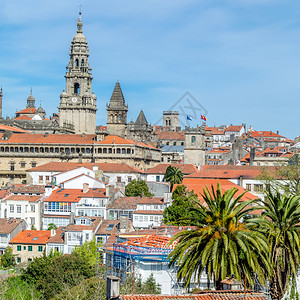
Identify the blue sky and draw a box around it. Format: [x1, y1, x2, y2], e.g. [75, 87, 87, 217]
[0, 0, 299, 139]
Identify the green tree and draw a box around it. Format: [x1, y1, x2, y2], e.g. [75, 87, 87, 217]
[73, 238, 102, 267]
[163, 185, 198, 225]
[125, 180, 153, 197]
[250, 189, 300, 300]
[168, 184, 270, 289]
[0, 247, 16, 269]
[258, 165, 300, 196]
[163, 166, 184, 191]
[47, 223, 58, 231]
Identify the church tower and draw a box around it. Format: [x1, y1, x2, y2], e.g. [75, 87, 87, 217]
[58, 12, 97, 134]
[26, 89, 36, 108]
[106, 82, 128, 137]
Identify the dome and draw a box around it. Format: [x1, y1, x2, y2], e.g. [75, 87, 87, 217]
[27, 92, 35, 101]
[32, 115, 42, 120]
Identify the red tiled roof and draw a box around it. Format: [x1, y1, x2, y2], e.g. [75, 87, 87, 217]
[137, 197, 164, 204]
[0, 133, 96, 145]
[206, 126, 225, 135]
[16, 108, 37, 114]
[96, 219, 120, 235]
[157, 131, 185, 140]
[249, 130, 284, 138]
[46, 227, 65, 244]
[146, 164, 199, 175]
[96, 135, 157, 149]
[15, 115, 32, 120]
[27, 162, 144, 174]
[121, 292, 267, 300]
[45, 189, 81, 203]
[79, 188, 108, 198]
[10, 230, 50, 245]
[107, 197, 141, 210]
[0, 124, 29, 133]
[225, 125, 243, 132]
[65, 217, 102, 232]
[11, 185, 45, 194]
[178, 178, 258, 202]
[3, 195, 43, 202]
[0, 218, 25, 234]
[191, 165, 276, 179]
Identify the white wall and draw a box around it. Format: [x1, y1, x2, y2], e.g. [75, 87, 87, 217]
[54, 167, 95, 186]
[62, 175, 106, 189]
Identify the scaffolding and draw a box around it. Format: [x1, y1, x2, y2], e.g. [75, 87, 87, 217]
[104, 235, 182, 293]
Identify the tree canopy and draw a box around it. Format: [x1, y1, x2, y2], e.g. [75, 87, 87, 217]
[125, 179, 153, 197]
[163, 166, 184, 191]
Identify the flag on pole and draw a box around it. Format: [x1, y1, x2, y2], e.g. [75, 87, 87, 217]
[187, 115, 193, 121]
[201, 115, 207, 121]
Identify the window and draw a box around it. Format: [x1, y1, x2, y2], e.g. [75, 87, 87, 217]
[80, 219, 86, 225]
[30, 205, 35, 212]
[117, 176, 121, 183]
[16, 205, 21, 214]
[23, 246, 26, 250]
[31, 162, 37, 168]
[134, 216, 138, 221]
[30, 217, 35, 225]
[246, 184, 251, 191]
[39, 176, 43, 184]
[191, 136, 196, 143]
[254, 184, 264, 192]
[156, 175, 160, 182]
[20, 162, 26, 168]
[139, 216, 143, 221]
[10, 163, 15, 171]
[28, 246, 32, 251]
[9, 205, 14, 213]
[144, 216, 148, 222]
[17, 257, 21, 263]
[38, 246, 43, 252]
[74, 83, 80, 95]
[86, 233, 89, 240]
[128, 176, 132, 182]
[173, 142, 176, 146]
[151, 263, 162, 272]
[45, 176, 50, 183]
[17, 245, 21, 251]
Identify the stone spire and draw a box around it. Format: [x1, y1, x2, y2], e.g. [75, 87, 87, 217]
[108, 82, 127, 109]
[77, 11, 83, 33]
[135, 110, 148, 125]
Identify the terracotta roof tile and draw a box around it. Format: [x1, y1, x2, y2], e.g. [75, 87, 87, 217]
[0, 218, 25, 234]
[107, 197, 141, 210]
[178, 178, 258, 202]
[157, 131, 185, 140]
[225, 125, 243, 132]
[3, 195, 43, 202]
[15, 115, 32, 120]
[146, 164, 199, 175]
[134, 210, 163, 215]
[45, 189, 81, 203]
[46, 227, 65, 244]
[0, 124, 30, 133]
[16, 108, 37, 114]
[137, 197, 164, 204]
[11, 185, 45, 194]
[9, 230, 51, 245]
[65, 217, 102, 232]
[96, 219, 120, 235]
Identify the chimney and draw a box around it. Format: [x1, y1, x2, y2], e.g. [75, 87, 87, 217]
[106, 185, 115, 203]
[78, 153, 83, 164]
[51, 228, 56, 237]
[119, 215, 128, 234]
[106, 276, 120, 300]
[92, 165, 98, 172]
[249, 147, 256, 166]
[83, 183, 89, 193]
[45, 185, 52, 197]
[115, 182, 125, 195]
[27, 232, 31, 237]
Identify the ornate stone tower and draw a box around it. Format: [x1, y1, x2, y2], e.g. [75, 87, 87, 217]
[106, 82, 128, 137]
[26, 89, 36, 108]
[184, 125, 206, 167]
[59, 12, 97, 134]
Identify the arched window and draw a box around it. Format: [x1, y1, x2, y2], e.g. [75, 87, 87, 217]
[74, 83, 80, 95]
[191, 136, 196, 143]
[75, 59, 79, 67]
[81, 59, 84, 66]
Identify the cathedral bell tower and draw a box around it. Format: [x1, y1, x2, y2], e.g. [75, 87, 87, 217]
[58, 12, 97, 134]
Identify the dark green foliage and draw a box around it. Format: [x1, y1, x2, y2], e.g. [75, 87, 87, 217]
[47, 223, 58, 230]
[22, 252, 95, 299]
[52, 276, 106, 300]
[0, 247, 16, 269]
[163, 185, 198, 225]
[125, 179, 153, 197]
[120, 274, 161, 295]
[250, 189, 300, 300]
[0, 276, 42, 299]
[168, 184, 270, 289]
[163, 165, 184, 190]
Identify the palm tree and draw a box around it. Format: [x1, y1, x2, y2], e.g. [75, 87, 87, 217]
[168, 184, 270, 290]
[163, 166, 184, 191]
[250, 189, 300, 300]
